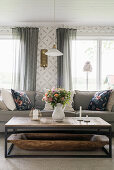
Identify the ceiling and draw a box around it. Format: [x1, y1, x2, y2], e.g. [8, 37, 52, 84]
[0, 0, 114, 25]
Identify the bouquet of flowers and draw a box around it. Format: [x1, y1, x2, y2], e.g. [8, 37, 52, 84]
[42, 88, 71, 108]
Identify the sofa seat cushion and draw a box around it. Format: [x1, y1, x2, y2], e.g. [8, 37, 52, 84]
[41, 110, 76, 117]
[0, 110, 30, 122]
[76, 110, 114, 122]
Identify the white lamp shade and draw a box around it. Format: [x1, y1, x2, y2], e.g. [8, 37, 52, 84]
[83, 61, 92, 72]
[45, 48, 63, 57]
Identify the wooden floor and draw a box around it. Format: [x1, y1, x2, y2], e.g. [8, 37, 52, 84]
[0, 133, 114, 170]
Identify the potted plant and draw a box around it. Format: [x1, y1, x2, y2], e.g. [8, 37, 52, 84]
[42, 88, 71, 121]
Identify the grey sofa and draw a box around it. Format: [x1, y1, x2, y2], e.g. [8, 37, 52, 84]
[0, 90, 114, 133]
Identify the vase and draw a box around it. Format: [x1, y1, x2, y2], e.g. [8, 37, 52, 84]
[52, 103, 65, 121]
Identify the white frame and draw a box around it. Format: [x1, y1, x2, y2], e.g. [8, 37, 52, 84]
[0, 37, 15, 89]
[74, 36, 114, 90]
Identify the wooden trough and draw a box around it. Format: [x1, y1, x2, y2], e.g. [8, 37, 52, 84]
[7, 133, 109, 151]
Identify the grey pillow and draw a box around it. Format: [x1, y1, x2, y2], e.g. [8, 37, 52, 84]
[73, 90, 96, 110]
[25, 91, 36, 107]
[111, 105, 114, 112]
[35, 92, 45, 110]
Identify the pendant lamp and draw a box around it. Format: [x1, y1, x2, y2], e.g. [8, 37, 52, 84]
[45, 0, 63, 57]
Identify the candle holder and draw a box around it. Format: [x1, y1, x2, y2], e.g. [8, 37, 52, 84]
[77, 117, 83, 121]
[31, 109, 42, 121]
[84, 115, 90, 122]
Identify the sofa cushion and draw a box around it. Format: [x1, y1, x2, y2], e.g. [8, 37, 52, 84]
[44, 102, 53, 111]
[0, 97, 8, 110]
[73, 90, 95, 110]
[111, 105, 114, 112]
[35, 92, 45, 110]
[11, 89, 32, 110]
[76, 110, 114, 122]
[41, 110, 76, 117]
[25, 91, 35, 107]
[0, 110, 30, 122]
[65, 91, 75, 111]
[106, 90, 114, 111]
[1, 89, 16, 111]
[88, 90, 111, 111]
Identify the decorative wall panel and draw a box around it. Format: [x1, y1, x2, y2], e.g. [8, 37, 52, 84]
[36, 26, 57, 91]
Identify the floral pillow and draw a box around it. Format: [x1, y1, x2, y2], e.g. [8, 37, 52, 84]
[88, 90, 111, 111]
[11, 89, 32, 110]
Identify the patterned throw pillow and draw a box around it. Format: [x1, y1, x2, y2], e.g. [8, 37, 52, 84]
[11, 89, 32, 110]
[88, 90, 111, 111]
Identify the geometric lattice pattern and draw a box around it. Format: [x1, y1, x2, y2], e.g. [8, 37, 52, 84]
[36, 26, 57, 91]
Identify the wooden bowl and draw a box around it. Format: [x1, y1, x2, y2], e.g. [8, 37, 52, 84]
[7, 133, 109, 151]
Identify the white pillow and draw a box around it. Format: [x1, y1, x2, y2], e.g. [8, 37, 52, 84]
[44, 102, 53, 110]
[0, 97, 8, 110]
[64, 91, 75, 111]
[1, 89, 16, 111]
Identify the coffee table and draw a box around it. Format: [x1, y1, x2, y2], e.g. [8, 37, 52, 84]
[5, 117, 112, 158]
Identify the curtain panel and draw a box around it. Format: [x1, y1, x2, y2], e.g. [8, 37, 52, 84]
[12, 27, 39, 91]
[56, 28, 77, 90]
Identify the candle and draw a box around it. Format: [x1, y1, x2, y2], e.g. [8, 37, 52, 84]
[80, 106, 82, 118]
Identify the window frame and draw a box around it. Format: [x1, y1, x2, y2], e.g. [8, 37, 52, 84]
[0, 36, 15, 89]
[74, 35, 114, 90]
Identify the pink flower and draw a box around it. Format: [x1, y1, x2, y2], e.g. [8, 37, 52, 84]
[42, 96, 47, 101]
[52, 87, 55, 92]
[48, 97, 52, 102]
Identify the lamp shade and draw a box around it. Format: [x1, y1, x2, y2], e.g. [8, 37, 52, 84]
[83, 61, 92, 72]
[45, 44, 63, 57]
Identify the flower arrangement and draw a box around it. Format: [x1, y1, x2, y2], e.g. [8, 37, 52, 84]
[42, 88, 71, 108]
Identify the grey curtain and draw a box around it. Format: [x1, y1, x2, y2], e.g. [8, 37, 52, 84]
[12, 27, 39, 91]
[56, 28, 77, 90]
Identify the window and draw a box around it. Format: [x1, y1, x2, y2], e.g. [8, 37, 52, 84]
[101, 40, 114, 90]
[0, 39, 16, 89]
[72, 37, 114, 91]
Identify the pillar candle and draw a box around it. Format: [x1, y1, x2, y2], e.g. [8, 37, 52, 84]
[80, 106, 82, 118]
